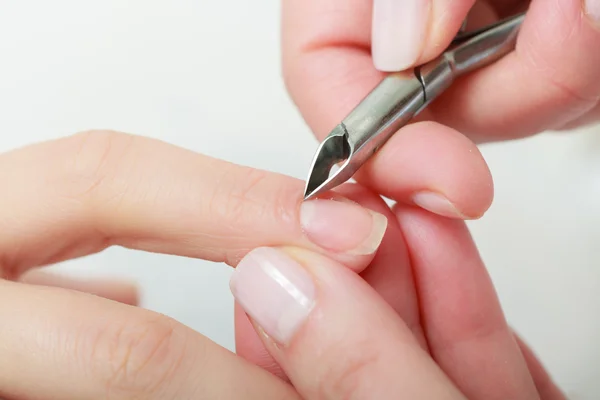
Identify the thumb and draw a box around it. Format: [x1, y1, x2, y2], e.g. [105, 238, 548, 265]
[229, 247, 462, 399]
[372, 0, 487, 71]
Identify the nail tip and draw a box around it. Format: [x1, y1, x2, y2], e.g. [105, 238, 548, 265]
[373, 59, 415, 72]
[349, 211, 388, 256]
[412, 192, 464, 219]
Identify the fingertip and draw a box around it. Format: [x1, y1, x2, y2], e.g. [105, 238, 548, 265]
[357, 121, 494, 220]
[299, 197, 388, 257]
[293, 183, 397, 274]
[411, 191, 472, 220]
[371, 0, 428, 72]
[230, 245, 460, 398]
[410, 0, 484, 68]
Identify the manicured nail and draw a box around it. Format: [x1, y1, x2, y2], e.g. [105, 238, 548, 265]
[412, 191, 464, 218]
[584, 0, 600, 24]
[300, 200, 387, 255]
[230, 247, 316, 345]
[372, 0, 430, 71]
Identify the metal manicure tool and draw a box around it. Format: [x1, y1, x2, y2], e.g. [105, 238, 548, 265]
[303, 12, 526, 200]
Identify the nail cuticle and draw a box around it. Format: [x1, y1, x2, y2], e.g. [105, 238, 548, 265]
[299, 199, 387, 255]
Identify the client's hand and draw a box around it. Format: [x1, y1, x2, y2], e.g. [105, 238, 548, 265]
[0, 130, 388, 399]
[0, 128, 489, 398]
[232, 208, 566, 399]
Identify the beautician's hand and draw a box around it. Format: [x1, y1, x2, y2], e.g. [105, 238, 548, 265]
[281, 0, 600, 216]
[231, 208, 566, 399]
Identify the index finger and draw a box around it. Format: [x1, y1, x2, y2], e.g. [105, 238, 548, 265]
[0, 130, 386, 278]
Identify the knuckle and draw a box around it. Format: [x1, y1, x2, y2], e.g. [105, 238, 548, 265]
[316, 341, 381, 400]
[96, 313, 189, 397]
[63, 130, 135, 199]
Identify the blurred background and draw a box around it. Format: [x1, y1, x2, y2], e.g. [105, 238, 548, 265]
[0, 1, 598, 397]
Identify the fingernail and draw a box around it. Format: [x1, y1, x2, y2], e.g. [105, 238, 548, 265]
[372, 0, 430, 71]
[412, 191, 464, 218]
[584, 0, 600, 24]
[300, 200, 387, 255]
[230, 247, 316, 345]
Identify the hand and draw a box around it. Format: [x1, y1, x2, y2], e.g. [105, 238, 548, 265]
[281, 0, 600, 213]
[0, 130, 412, 399]
[231, 207, 567, 399]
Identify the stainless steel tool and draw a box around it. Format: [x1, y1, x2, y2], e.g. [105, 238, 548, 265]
[303, 13, 526, 200]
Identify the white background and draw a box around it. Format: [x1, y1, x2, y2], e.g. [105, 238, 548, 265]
[0, 1, 599, 398]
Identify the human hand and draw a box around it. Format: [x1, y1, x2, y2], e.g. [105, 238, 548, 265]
[231, 206, 566, 399]
[281, 0, 600, 210]
[0, 129, 419, 399]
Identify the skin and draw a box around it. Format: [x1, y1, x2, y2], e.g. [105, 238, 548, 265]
[0, 128, 564, 398]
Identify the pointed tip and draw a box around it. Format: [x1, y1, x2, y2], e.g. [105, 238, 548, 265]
[303, 160, 355, 201]
[302, 125, 352, 201]
[303, 189, 316, 201]
[303, 177, 330, 200]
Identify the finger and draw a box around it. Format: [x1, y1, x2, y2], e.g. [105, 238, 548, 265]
[372, 0, 476, 71]
[0, 280, 299, 399]
[235, 185, 427, 379]
[432, 0, 600, 140]
[19, 270, 139, 306]
[394, 204, 539, 399]
[354, 122, 493, 219]
[337, 184, 425, 347]
[230, 247, 464, 399]
[284, 2, 493, 219]
[282, 0, 388, 139]
[514, 332, 567, 400]
[0, 130, 388, 278]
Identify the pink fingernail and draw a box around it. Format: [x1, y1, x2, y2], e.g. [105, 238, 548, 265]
[412, 191, 464, 218]
[585, 0, 600, 24]
[372, 0, 430, 71]
[300, 200, 388, 255]
[230, 247, 316, 345]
